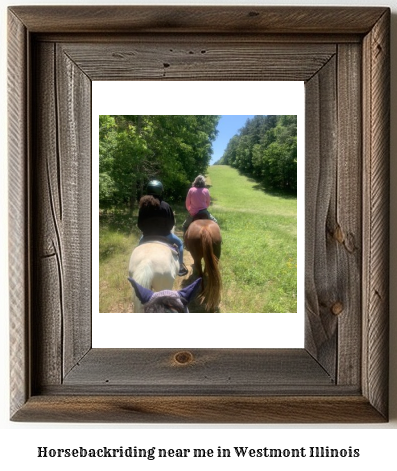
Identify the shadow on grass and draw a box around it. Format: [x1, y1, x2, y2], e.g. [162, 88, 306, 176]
[251, 183, 297, 200]
[99, 209, 140, 262]
[239, 171, 297, 200]
[100, 209, 138, 236]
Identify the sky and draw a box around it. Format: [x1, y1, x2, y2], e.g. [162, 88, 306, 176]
[210, 115, 255, 165]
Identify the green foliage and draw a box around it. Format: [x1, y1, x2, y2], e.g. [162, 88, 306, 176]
[215, 115, 297, 193]
[99, 115, 220, 209]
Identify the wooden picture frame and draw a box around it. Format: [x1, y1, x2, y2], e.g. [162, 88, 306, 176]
[8, 6, 390, 423]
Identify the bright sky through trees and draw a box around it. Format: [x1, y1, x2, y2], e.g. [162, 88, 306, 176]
[211, 115, 254, 165]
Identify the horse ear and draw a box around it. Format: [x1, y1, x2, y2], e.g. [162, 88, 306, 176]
[178, 277, 202, 305]
[128, 278, 154, 304]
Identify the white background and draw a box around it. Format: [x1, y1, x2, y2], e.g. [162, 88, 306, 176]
[1, 0, 396, 469]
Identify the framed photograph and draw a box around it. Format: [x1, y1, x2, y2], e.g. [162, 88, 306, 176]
[8, 6, 390, 423]
[92, 81, 305, 348]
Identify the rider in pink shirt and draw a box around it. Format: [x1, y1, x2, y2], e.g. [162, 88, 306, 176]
[186, 186, 211, 217]
[183, 175, 218, 233]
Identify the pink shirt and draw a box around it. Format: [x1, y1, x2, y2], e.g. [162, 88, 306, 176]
[186, 187, 211, 216]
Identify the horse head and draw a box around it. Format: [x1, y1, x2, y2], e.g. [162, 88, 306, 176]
[128, 277, 202, 313]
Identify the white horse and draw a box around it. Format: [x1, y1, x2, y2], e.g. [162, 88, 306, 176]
[128, 242, 180, 312]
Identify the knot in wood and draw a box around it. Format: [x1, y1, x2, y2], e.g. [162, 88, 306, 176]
[333, 225, 344, 244]
[331, 302, 344, 316]
[174, 351, 194, 365]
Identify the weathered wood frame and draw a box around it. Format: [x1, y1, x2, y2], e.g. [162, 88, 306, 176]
[8, 6, 390, 423]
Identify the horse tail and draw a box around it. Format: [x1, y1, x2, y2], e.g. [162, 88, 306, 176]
[133, 263, 153, 289]
[200, 227, 222, 311]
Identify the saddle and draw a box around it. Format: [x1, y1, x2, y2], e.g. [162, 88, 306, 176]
[192, 209, 210, 222]
[139, 235, 179, 255]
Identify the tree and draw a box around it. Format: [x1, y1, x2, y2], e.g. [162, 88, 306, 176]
[99, 115, 220, 209]
[218, 115, 297, 193]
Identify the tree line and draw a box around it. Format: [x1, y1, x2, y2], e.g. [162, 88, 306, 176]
[214, 115, 297, 193]
[99, 115, 220, 209]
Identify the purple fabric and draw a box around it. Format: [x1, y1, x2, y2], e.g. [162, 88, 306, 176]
[128, 277, 202, 312]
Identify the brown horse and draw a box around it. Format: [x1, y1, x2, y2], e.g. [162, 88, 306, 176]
[184, 219, 222, 312]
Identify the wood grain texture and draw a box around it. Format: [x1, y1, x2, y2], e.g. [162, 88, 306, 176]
[62, 349, 333, 391]
[9, 6, 387, 34]
[60, 42, 335, 81]
[8, 6, 390, 423]
[11, 396, 385, 424]
[304, 56, 338, 378]
[335, 44, 362, 386]
[362, 9, 390, 419]
[56, 44, 92, 377]
[8, 10, 30, 419]
[31, 42, 92, 387]
[304, 43, 363, 385]
[32, 42, 63, 387]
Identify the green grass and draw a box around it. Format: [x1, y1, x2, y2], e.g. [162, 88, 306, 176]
[99, 165, 297, 313]
[207, 165, 297, 313]
[99, 211, 140, 312]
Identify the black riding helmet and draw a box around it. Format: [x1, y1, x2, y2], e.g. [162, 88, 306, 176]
[147, 180, 163, 197]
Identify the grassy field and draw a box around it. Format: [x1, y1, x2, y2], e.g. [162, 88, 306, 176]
[99, 165, 297, 313]
[208, 165, 297, 313]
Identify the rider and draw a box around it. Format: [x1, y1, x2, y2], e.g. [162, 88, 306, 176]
[182, 174, 218, 233]
[138, 179, 188, 276]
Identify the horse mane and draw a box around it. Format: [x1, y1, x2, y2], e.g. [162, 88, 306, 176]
[139, 194, 160, 209]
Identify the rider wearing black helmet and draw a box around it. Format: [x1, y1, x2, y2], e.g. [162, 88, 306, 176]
[138, 180, 188, 276]
[146, 179, 164, 198]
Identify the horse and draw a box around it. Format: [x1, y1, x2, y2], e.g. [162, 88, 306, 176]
[128, 241, 180, 312]
[128, 277, 202, 312]
[184, 219, 222, 312]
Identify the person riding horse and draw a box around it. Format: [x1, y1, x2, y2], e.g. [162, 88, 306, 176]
[182, 175, 218, 233]
[138, 180, 188, 276]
